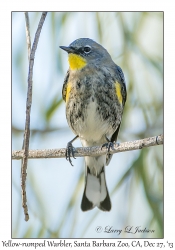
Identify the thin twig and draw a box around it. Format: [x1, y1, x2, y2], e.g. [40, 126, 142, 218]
[24, 12, 31, 61]
[21, 11, 32, 223]
[21, 11, 47, 222]
[13, 134, 163, 160]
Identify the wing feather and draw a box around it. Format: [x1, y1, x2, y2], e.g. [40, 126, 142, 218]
[106, 65, 127, 165]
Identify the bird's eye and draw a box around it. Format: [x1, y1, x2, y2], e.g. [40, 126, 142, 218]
[84, 45, 91, 54]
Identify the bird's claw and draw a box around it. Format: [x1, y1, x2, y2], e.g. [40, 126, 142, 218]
[66, 142, 76, 166]
[101, 141, 115, 153]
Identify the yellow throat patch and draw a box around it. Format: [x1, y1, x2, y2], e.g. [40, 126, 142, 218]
[115, 82, 123, 105]
[68, 53, 87, 70]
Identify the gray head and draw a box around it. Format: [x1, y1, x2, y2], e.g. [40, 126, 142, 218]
[60, 38, 112, 65]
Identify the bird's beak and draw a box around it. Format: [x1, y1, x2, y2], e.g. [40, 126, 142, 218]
[59, 46, 75, 53]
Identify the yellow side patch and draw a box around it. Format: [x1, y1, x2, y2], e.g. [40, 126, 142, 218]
[115, 82, 123, 105]
[66, 82, 72, 102]
[68, 53, 87, 70]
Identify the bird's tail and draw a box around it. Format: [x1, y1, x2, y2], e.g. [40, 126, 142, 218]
[81, 156, 111, 211]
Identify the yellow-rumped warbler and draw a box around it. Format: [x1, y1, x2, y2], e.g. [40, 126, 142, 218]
[60, 38, 127, 212]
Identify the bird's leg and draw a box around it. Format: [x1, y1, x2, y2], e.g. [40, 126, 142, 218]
[66, 135, 79, 166]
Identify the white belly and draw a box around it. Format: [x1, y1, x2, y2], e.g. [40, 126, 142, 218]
[78, 101, 112, 146]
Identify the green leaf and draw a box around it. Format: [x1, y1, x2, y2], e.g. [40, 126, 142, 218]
[45, 98, 63, 121]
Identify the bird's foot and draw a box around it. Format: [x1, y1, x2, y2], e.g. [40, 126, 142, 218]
[101, 141, 115, 153]
[65, 135, 79, 166]
[66, 141, 76, 166]
[101, 135, 119, 153]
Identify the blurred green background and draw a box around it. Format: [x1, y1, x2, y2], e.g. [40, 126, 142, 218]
[12, 12, 163, 238]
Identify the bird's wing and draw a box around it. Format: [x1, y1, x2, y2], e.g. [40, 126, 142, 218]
[106, 65, 127, 165]
[116, 65, 127, 106]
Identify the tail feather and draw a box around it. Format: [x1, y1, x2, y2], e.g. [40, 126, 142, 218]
[81, 165, 111, 212]
[98, 192, 111, 211]
[81, 192, 93, 211]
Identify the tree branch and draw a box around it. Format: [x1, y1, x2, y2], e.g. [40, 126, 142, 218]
[21, 12, 47, 222]
[12, 134, 163, 160]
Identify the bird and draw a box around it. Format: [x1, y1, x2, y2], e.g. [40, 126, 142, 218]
[60, 38, 127, 211]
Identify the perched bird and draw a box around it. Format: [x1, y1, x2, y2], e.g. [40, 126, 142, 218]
[60, 38, 127, 211]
